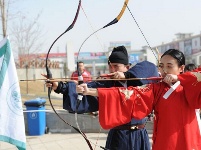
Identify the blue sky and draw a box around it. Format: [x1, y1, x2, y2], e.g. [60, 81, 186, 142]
[4, 0, 201, 54]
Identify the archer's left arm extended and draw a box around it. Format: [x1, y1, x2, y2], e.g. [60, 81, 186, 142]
[178, 71, 201, 108]
[125, 61, 159, 85]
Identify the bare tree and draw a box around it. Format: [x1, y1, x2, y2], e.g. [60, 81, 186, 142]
[0, 0, 19, 37]
[10, 14, 45, 56]
[10, 14, 45, 94]
[0, 0, 9, 37]
[1, 1, 45, 94]
[1, 0, 45, 56]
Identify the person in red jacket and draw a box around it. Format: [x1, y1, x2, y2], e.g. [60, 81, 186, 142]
[71, 61, 92, 82]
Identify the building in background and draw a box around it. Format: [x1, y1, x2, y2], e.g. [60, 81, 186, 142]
[153, 33, 201, 65]
[66, 42, 75, 73]
[16, 40, 156, 78]
[74, 51, 108, 76]
[17, 32, 201, 80]
[108, 41, 131, 53]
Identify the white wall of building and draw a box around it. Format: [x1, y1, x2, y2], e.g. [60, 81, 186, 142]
[146, 48, 158, 65]
[66, 41, 75, 72]
[192, 37, 201, 54]
[179, 41, 184, 53]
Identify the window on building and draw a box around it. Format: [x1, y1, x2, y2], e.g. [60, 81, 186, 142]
[195, 40, 197, 46]
[199, 56, 201, 64]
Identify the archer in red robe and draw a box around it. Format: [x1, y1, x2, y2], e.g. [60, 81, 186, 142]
[97, 71, 201, 150]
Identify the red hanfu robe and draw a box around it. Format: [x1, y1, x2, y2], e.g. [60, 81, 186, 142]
[97, 71, 201, 150]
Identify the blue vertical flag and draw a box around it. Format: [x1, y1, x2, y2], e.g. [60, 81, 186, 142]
[0, 37, 26, 150]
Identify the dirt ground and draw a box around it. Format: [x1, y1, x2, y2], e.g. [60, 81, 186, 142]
[20, 81, 63, 109]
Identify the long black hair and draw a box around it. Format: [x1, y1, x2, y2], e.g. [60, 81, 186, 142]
[161, 49, 185, 66]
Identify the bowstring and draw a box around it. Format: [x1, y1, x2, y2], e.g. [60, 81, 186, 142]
[125, 4, 166, 74]
[81, 5, 105, 51]
[80, 5, 106, 149]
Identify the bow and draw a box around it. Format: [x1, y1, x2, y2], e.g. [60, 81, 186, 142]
[125, 4, 167, 74]
[75, 0, 129, 149]
[77, 0, 129, 57]
[125, 4, 161, 66]
[44, 1, 95, 150]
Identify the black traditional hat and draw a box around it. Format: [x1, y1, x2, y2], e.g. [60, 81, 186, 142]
[108, 46, 128, 65]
